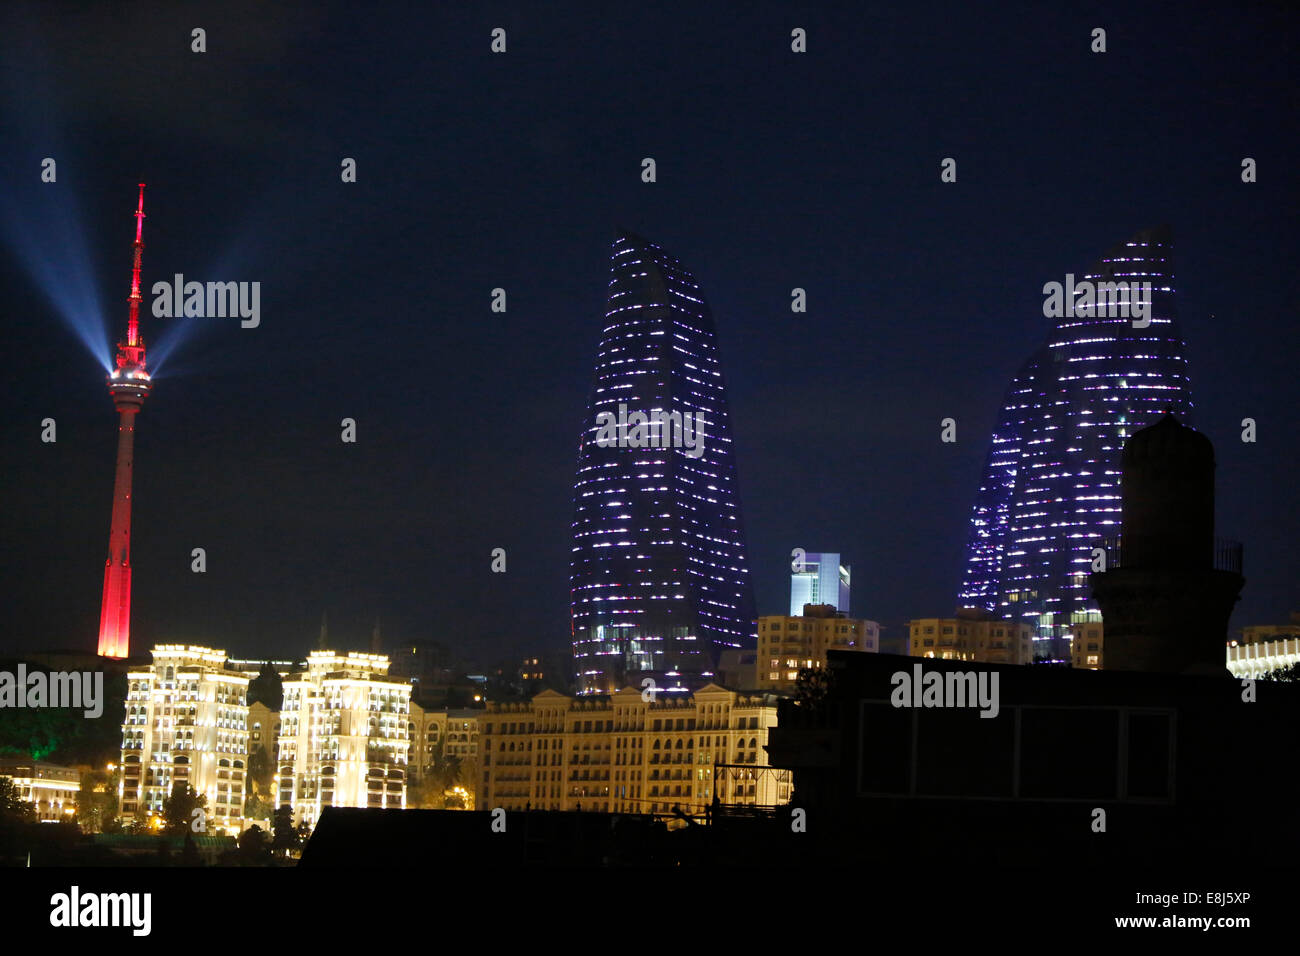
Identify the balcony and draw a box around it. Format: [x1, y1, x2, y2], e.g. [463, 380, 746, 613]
[1100, 535, 1243, 574]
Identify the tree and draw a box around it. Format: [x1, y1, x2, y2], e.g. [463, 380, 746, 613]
[457, 755, 479, 810]
[272, 804, 298, 854]
[244, 791, 272, 824]
[1264, 662, 1300, 682]
[75, 767, 120, 834]
[243, 747, 274, 822]
[794, 666, 835, 707]
[405, 773, 440, 809]
[161, 782, 207, 836]
[0, 777, 36, 824]
[238, 825, 270, 864]
[247, 663, 283, 710]
[180, 831, 201, 866]
[247, 747, 274, 793]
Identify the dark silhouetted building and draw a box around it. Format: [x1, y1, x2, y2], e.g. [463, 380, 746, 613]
[1090, 413, 1244, 674]
[766, 649, 1298, 867]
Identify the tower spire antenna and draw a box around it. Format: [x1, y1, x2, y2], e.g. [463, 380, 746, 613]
[127, 182, 145, 348]
[97, 183, 155, 659]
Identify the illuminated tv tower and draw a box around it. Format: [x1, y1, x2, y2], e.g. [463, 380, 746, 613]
[97, 183, 153, 659]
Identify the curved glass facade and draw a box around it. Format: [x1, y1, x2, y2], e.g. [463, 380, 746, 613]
[570, 233, 755, 694]
[958, 226, 1194, 660]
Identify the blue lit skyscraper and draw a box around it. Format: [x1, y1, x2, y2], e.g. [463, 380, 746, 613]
[958, 226, 1195, 660]
[569, 232, 756, 694]
[790, 552, 851, 616]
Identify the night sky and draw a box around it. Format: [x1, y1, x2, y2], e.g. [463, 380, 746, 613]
[2, 2, 1295, 665]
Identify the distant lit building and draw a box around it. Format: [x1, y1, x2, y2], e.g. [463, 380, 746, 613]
[1227, 614, 1300, 678]
[908, 610, 1034, 665]
[0, 759, 80, 822]
[757, 604, 879, 691]
[407, 700, 443, 782]
[1239, 613, 1300, 647]
[388, 639, 456, 692]
[790, 553, 851, 615]
[1070, 618, 1105, 670]
[479, 685, 787, 817]
[443, 710, 480, 762]
[276, 651, 410, 827]
[714, 648, 758, 689]
[407, 704, 480, 773]
[119, 645, 249, 834]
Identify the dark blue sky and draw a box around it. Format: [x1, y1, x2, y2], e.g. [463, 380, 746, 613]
[2, 1, 1295, 663]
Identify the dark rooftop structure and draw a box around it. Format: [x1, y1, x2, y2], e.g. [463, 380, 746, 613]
[765, 649, 1298, 867]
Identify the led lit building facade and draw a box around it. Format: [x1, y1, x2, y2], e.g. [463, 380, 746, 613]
[756, 604, 878, 691]
[276, 651, 410, 827]
[790, 552, 851, 615]
[570, 232, 756, 694]
[479, 685, 786, 816]
[118, 645, 250, 834]
[958, 226, 1195, 660]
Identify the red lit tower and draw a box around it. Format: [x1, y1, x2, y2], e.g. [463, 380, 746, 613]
[97, 183, 152, 659]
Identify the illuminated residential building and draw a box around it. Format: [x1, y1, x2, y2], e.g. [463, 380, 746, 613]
[0, 759, 80, 822]
[407, 703, 480, 787]
[276, 651, 410, 827]
[756, 604, 879, 691]
[442, 710, 480, 761]
[1070, 619, 1105, 670]
[248, 700, 278, 756]
[118, 645, 249, 834]
[570, 232, 756, 695]
[908, 610, 1035, 665]
[790, 553, 851, 615]
[407, 700, 443, 782]
[959, 226, 1195, 660]
[479, 685, 787, 817]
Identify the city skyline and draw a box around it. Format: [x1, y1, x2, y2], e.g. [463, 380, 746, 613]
[0, 1, 1295, 924]
[2, 4, 1294, 667]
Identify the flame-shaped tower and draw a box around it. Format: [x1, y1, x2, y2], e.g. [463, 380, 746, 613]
[97, 184, 153, 658]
